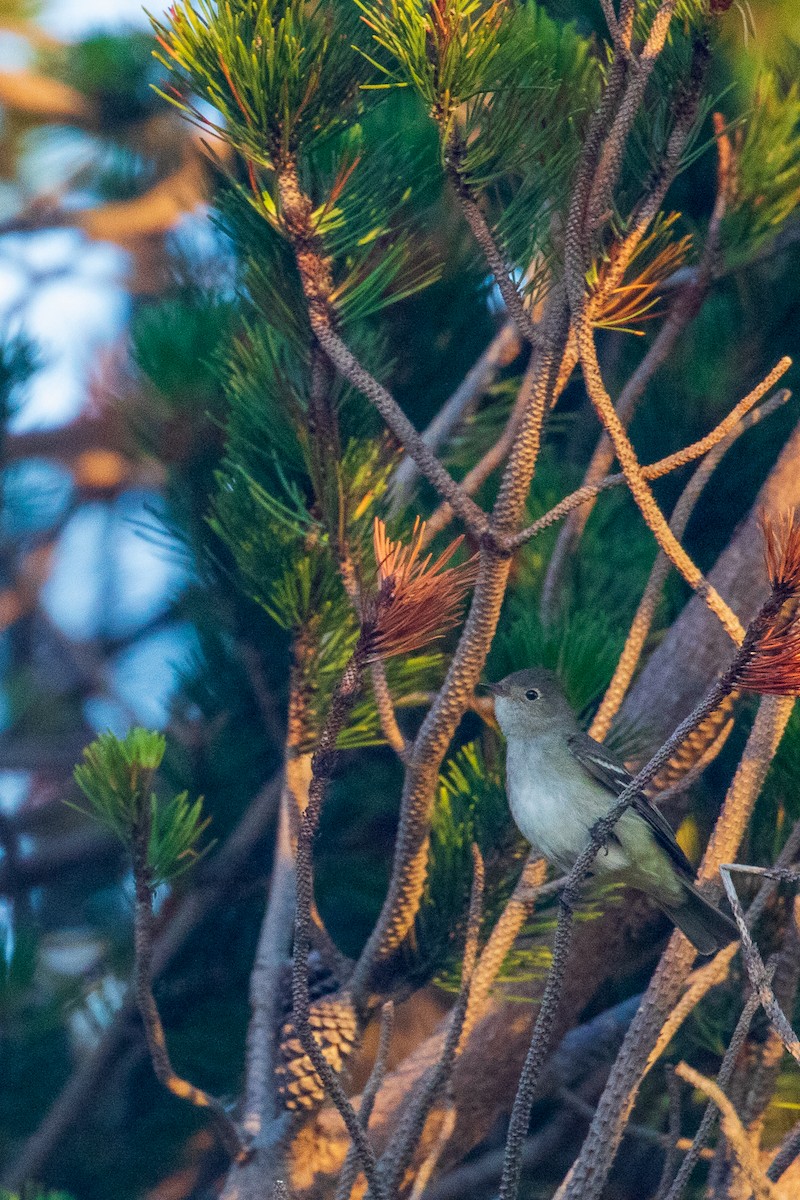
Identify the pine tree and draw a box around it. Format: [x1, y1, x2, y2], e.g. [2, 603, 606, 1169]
[4, 2, 800, 1199]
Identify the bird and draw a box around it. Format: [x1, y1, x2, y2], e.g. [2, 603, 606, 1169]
[488, 667, 738, 955]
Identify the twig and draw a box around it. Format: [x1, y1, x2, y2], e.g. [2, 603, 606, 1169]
[131, 792, 248, 1162]
[662, 967, 775, 1200]
[562, 29, 750, 647]
[738, 898, 800, 1140]
[673, 1063, 779, 1200]
[569, 310, 776, 646]
[446, 136, 539, 346]
[590, 388, 790, 740]
[585, 1, 680, 233]
[649, 820, 800, 1070]
[370, 660, 411, 762]
[553, 110, 733, 617]
[379, 847, 484, 1197]
[276, 163, 489, 540]
[407, 1101, 457, 1200]
[462, 855, 549, 1039]
[290, 646, 386, 1199]
[422, 346, 543, 546]
[724, 863, 800, 886]
[656, 1067, 683, 1200]
[389, 321, 521, 511]
[721, 865, 800, 1067]
[507, 384, 791, 550]
[767, 1118, 800, 1182]
[557, 1086, 712, 1158]
[334, 1002, 395, 1200]
[2, 775, 282, 1189]
[242, 785, 296, 1136]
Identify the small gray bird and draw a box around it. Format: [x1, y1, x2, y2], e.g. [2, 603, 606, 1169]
[489, 667, 737, 955]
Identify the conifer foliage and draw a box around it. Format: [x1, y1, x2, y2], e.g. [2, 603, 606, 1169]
[5, 1, 800, 1199]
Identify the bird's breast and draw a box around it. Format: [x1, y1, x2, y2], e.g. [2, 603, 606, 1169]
[505, 735, 614, 873]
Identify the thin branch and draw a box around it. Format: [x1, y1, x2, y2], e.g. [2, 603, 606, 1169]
[507, 383, 791, 550]
[290, 646, 386, 1199]
[662, 967, 775, 1200]
[656, 1067, 683, 1200]
[445, 137, 538, 346]
[334, 1002, 395, 1200]
[590, 389, 789, 740]
[422, 345, 543, 546]
[585, 1, 681, 233]
[542, 116, 734, 622]
[556, 1086, 713, 1158]
[370, 660, 411, 762]
[242, 785, 297, 1136]
[721, 865, 800, 1067]
[276, 163, 489, 540]
[407, 1101, 457, 1200]
[389, 321, 521, 512]
[131, 797, 248, 1163]
[379, 846, 484, 1197]
[463, 855, 549, 1040]
[726, 862, 800, 885]
[673, 1063, 779, 1200]
[767, 1117, 800, 1183]
[649, 820, 800, 1071]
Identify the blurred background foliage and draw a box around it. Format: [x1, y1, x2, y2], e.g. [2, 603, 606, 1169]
[0, 1, 798, 1198]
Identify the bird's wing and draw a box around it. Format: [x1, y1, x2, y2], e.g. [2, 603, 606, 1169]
[567, 730, 694, 878]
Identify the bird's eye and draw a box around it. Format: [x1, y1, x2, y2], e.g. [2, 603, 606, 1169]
[525, 688, 540, 701]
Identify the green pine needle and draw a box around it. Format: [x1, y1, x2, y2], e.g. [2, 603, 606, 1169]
[72, 730, 211, 887]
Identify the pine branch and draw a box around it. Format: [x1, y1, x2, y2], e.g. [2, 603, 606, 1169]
[370, 660, 411, 761]
[720, 866, 800, 1067]
[423, 343, 557, 547]
[673, 1064, 779, 1200]
[661, 963, 776, 1200]
[767, 1118, 800, 1183]
[508, 376, 791, 551]
[584, 1, 681, 234]
[241, 785, 297, 1137]
[275, 160, 489, 540]
[289, 645, 385, 1199]
[333, 1001, 395, 1200]
[445, 133, 538, 346]
[590, 388, 790, 741]
[131, 789, 249, 1163]
[541, 113, 732, 621]
[378, 845, 484, 1197]
[389, 320, 522, 513]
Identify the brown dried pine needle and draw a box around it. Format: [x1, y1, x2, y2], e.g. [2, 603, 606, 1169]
[362, 517, 478, 660]
[736, 511, 800, 696]
[762, 508, 800, 593]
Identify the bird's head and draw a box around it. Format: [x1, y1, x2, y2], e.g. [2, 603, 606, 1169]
[486, 668, 575, 740]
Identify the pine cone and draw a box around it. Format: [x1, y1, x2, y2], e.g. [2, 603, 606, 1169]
[276, 991, 361, 1112]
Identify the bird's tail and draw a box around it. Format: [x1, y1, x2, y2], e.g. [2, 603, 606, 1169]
[659, 882, 738, 957]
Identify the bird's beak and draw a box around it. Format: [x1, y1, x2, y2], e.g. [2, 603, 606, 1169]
[483, 680, 505, 697]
